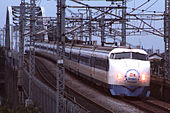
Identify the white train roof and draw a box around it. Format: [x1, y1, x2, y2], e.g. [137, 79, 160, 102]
[111, 48, 148, 55]
[35, 42, 147, 55]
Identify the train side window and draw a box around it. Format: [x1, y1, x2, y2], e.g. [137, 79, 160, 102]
[50, 48, 53, 51]
[95, 57, 108, 71]
[110, 53, 114, 59]
[65, 52, 69, 58]
[80, 55, 90, 66]
[106, 58, 109, 71]
[71, 53, 78, 62]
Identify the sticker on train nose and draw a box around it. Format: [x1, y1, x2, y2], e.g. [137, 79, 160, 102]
[125, 69, 139, 83]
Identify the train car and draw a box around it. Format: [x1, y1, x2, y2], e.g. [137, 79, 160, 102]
[36, 43, 150, 97]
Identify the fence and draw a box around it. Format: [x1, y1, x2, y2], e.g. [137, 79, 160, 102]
[22, 68, 89, 113]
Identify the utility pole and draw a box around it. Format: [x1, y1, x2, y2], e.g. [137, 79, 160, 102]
[164, 0, 170, 79]
[3, 28, 5, 47]
[80, 13, 83, 41]
[18, 0, 26, 104]
[56, 0, 66, 112]
[121, 0, 126, 46]
[0, 29, 3, 47]
[89, 9, 92, 45]
[5, 18, 10, 50]
[0, 34, 1, 47]
[27, 0, 36, 104]
[101, 12, 105, 46]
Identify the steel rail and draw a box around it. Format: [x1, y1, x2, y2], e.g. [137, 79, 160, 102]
[35, 57, 56, 90]
[121, 98, 170, 113]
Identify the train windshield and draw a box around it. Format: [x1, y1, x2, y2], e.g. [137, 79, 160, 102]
[114, 52, 131, 59]
[110, 52, 148, 60]
[132, 52, 148, 60]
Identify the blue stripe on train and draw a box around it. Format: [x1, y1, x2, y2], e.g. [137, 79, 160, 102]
[109, 85, 150, 97]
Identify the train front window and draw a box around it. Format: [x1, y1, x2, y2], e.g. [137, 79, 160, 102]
[114, 52, 131, 59]
[132, 52, 148, 60]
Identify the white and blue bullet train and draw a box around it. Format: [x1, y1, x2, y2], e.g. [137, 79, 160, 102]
[35, 42, 150, 97]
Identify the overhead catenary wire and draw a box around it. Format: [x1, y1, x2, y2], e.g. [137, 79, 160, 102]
[138, 0, 159, 14]
[129, 0, 151, 14]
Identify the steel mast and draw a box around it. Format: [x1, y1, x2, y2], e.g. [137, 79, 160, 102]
[164, 0, 170, 79]
[56, 0, 66, 112]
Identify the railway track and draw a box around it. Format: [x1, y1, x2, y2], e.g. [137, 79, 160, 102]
[35, 56, 110, 113]
[143, 98, 170, 112]
[121, 97, 170, 113]
[35, 54, 170, 113]
[35, 57, 56, 90]
[34, 55, 141, 113]
[35, 56, 120, 113]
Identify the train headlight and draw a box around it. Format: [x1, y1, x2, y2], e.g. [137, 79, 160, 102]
[141, 74, 147, 82]
[117, 73, 123, 80]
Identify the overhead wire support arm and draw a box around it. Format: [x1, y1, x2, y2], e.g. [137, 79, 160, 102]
[66, 5, 126, 9]
[71, 0, 128, 45]
[75, 1, 163, 38]
[127, 13, 164, 17]
[71, 0, 122, 18]
[66, 8, 113, 34]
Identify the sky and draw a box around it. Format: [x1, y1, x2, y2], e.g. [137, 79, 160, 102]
[0, 0, 165, 53]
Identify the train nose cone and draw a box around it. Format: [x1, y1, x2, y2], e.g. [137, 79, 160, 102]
[125, 69, 139, 83]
